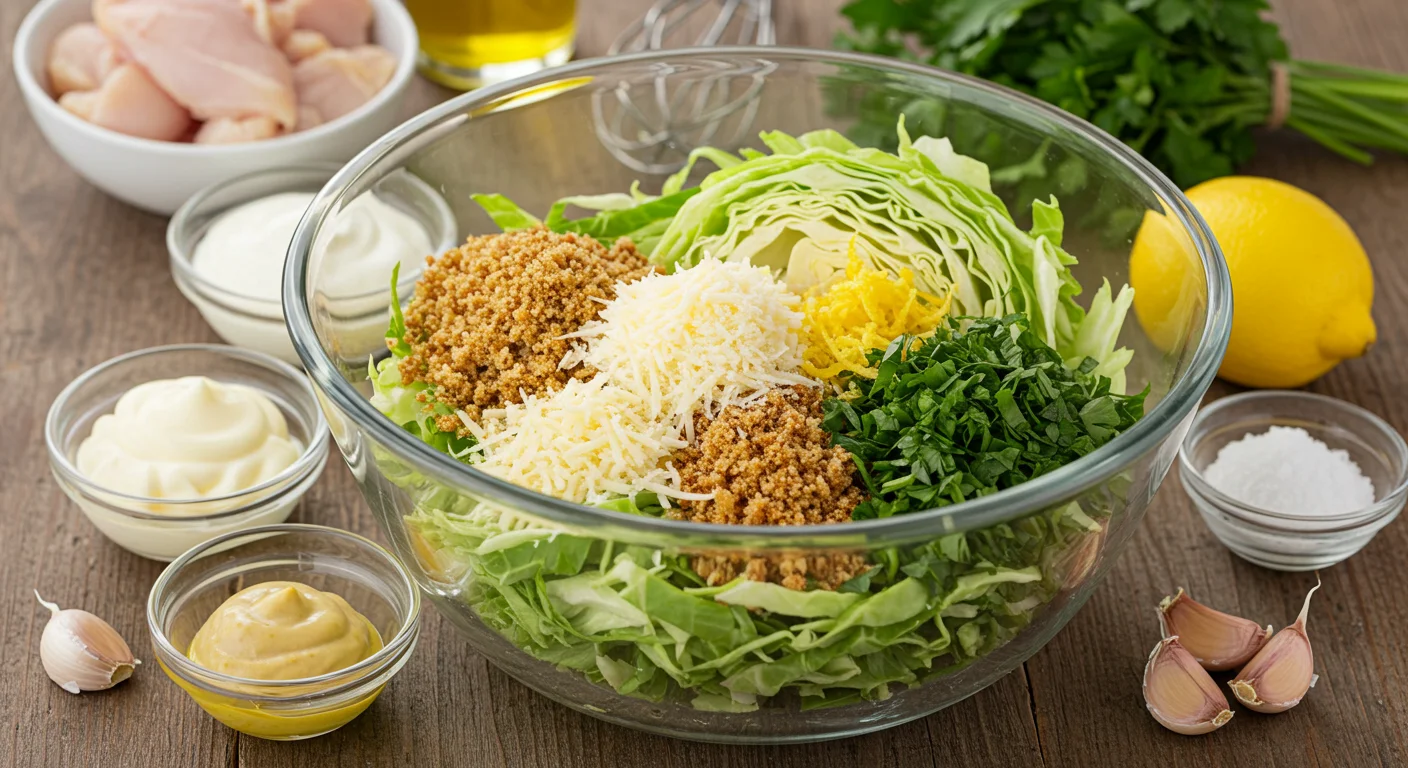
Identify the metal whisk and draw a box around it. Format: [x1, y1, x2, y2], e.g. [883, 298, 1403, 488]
[594, 0, 776, 175]
[609, 0, 775, 55]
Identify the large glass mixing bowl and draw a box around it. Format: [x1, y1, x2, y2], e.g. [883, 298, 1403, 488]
[284, 48, 1230, 743]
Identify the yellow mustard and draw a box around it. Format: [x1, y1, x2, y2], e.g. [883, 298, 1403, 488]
[174, 581, 384, 740]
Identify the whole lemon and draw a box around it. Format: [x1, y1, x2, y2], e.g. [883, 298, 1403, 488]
[1130, 176, 1375, 388]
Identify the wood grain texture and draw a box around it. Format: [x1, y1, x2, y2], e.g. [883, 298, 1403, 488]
[0, 0, 1404, 766]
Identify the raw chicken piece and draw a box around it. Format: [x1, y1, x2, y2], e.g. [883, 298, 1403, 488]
[241, 0, 295, 46]
[295, 104, 324, 132]
[294, 46, 395, 125]
[59, 63, 193, 141]
[96, 0, 298, 129]
[283, 29, 331, 63]
[176, 122, 202, 142]
[194, 116, 281, 144]
[289, 0, 372, 47]
[47, 23, 124, 96]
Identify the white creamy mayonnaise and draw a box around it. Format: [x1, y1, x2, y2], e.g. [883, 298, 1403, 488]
[76, 376, 302, 503]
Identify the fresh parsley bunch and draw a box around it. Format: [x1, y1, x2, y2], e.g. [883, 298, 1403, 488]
[823, 314, 1147, 519]
[838, 0, 1408, 188]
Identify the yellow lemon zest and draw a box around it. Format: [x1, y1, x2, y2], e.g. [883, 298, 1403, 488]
[800, 238, 950, 382]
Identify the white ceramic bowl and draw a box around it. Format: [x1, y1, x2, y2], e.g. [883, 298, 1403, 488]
[12, 0, 419, 215]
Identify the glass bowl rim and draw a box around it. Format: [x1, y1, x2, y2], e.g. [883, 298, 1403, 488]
[283, 46, 1232, 543]
[146, 523, 422, 697]
[1178, 389, 1408, 526]
[45, 343, 330, 520]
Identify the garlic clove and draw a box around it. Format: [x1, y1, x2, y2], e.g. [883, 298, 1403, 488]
[1158, 588, 1272, 671]
[35, 591, 140, 694]
[1229, 577, 1320, 714]
[1143, 635, 1234, 735]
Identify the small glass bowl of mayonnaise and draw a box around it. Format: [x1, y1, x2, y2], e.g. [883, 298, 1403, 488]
[168, 163, 457, 365]
[45, 344, 329, 561]
[148, 524, 421, 740]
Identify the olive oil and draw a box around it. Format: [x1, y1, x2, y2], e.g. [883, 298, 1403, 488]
[405, 0, 577, 89]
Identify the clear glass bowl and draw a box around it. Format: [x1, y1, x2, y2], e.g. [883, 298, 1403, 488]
[1179, 390, 1408, 571]
[45, 344, 329, 561]
[282, 48, 1231, 743]
[147, 524, 421, 740]
[168, 164, 457, 365]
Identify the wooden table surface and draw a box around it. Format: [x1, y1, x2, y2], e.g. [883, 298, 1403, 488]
[4, 0, 1408, 765]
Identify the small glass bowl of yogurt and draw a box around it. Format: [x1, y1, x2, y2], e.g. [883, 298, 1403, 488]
[1179, 390, 1408, 571]
[147, 524, 421, 740]
[168, 164, 457, 364]
[45, 344, 330, 561]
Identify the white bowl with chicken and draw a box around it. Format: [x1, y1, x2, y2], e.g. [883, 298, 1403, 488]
[14, 0, 419, 215]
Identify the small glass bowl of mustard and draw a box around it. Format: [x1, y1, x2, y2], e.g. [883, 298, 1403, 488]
[45, 344, 329, 561]
[147, 524, 421, 740]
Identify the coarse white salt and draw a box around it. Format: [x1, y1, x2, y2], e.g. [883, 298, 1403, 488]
[1203, 425, 1375, 516]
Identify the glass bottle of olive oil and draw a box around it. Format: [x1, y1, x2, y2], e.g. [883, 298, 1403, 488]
[405, 0, 577, 90]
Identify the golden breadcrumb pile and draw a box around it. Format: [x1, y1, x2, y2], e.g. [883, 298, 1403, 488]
[672, 386, 868, 590]
[394, 228, 653, 433]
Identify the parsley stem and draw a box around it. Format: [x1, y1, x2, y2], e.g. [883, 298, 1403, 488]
[881, 475, 917, 493]
[1292, 111, 1408, 153]
[1304, 79, 1408, 102]
[1293, 59, 1408, 84]
[1285, 118, 1374, 164]
[1293, 81, 1408, 142]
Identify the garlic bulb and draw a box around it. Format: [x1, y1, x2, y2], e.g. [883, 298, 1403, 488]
[1159, 588, 1272, 671]
[1143, 635, 1234, 735]
[1229, 578, 1320, 714]
[35, 591, 139, 694]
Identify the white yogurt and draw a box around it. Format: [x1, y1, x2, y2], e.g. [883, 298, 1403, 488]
[184, 191, 434, 362]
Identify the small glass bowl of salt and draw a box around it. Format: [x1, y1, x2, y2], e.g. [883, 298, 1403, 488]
[1179, 390, 1408, 571]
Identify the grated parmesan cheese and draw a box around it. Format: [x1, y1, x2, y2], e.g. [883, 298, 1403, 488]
[462, 257, 819, 504]
[562, 257, 815, 442]
[464, 375, 708, 505]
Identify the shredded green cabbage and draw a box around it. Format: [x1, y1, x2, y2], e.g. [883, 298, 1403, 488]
[400, 499, 1101, 711]
[373, 263, 475, 459]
